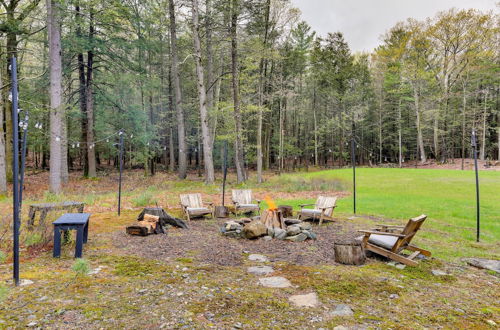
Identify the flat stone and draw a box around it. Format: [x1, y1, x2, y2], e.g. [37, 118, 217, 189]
[285, 233, 308, 242]
[247, 266, 274, 275]
[464, 258, 500, 273]
[395, 264, 406, 270]
[259, 276, 292, 288]
[274, 228, 287, 240]
[298, 222, 312, 231]
[248, 254, 268, 262]
[330, 304, 354, 317]
[287, 225, 302, 236]
[431, 269, 449, 276]
[389, 294, 399, 299]
[486, 320, 497, 326]
[20, 279, 34, 286]
[262, 235, 272, 241]
[333, 327, 349, 330]
[284, 219, 302, 225]
[288, 292, 319, 307]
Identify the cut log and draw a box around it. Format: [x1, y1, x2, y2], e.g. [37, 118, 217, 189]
[214, 206, 228, 218]
[137, 207, 188, 229]
[126, 225, 149, 236]
[334, 241, 366, 265]
[260, 209, 285, 229]
[278, 205, 293, 218]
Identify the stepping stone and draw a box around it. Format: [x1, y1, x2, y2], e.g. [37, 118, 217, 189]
[247, 266, 274, 275]
[464, 258, 500, 273]
[329, 304, 353, 317]
[20, 279, 34, 286]
[288, 292, 319, 307]
[431, 269, 449, 276]
[248, 254, 268, 262]
[259, 276, 291, 288]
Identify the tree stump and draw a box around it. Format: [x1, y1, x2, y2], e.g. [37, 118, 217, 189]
[334, 241, 366, 265]
[278, 205, 293, 218]
[214, 206, 229, 218]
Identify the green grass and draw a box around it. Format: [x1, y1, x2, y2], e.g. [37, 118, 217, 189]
[270, 168, 500, 260]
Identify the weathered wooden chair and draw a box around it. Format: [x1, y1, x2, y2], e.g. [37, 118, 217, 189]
[358, 214, 431, 267]
[179, 193, 214, 221]
[231, 189, 261, 216]
[298, 196, 337, 225]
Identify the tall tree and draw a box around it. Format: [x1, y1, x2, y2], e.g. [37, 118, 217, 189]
[47, 0, 64, 193]
[168, 0, 187, 179]
[191, 0, 215, 183]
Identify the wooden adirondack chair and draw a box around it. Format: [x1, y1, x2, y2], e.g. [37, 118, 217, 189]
[358, 214, 431, 266]
[298, 196, 337, 225]
[179, 193, 214, 221]
[231, 189, 261, 215]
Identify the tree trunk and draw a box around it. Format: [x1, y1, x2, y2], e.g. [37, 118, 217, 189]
[191, 0, 215, 183]
[461, 81, 467, 170]
[414, 86, 426, 163]
[313, 88, 318, 166]
[480, 92, 487, 161]
[85, 11, 96, 177]
[0, 63, 7, 194]
[398, 97, 402, 168]
[256, 0, 270, 183]
[230, 0, 246, 183]
[75, 4, 88, 176]
[168, 0, 187, 179]
[47, 0, 63, 193]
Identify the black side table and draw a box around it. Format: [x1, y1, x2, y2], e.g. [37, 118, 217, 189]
[53, 213, 91, 258]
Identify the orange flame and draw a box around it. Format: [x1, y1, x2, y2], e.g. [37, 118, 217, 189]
[264, 195, 277, 210]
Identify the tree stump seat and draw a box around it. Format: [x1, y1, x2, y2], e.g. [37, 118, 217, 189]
[334, 239, 366, 265]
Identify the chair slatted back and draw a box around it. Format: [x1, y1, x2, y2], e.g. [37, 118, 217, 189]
[392, 214, 427, 252]
[315, 196, 337, 217]
[180, 193, 203, 208]
[232, 189, 252, 204]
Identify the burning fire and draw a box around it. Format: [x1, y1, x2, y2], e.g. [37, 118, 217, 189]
[264, 195, 277, 211]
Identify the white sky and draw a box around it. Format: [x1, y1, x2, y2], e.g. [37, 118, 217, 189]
[290, 0, 498, 53]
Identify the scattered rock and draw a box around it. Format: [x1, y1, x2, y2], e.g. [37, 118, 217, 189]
[233, 322, 243, 329]
[247, 266, 274, 275]
[285, 233, 308, 242]
[464, 258, 500, 273]
[243, 221, 268, 239]
[263, 235, 272, 241]
[259, 276, 292, 288]
[486, 320, 497, 326]
[248, 254, 268, 262]
[333, 326, 349, 330]
[288, 292, 319, 307]
[302, 230, 317, 240]
[395, 264, 406, 270]
[286, 225, 302, 236]
[267, 227, 275, 237]
[431, 269, 449, 276]
[389, 294, 399, 299]
[330, 304, 354, 317]
[27, 322, 37, 327]
[20, 279, 34, 286]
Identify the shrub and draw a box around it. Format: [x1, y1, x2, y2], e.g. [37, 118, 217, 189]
[0, 251, 6, 264]
[72, 258, 90, 276]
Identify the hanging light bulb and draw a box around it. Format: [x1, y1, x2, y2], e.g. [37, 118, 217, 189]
[130, 134, 134, 138]
[384, 157, 387, 162]
[19, 121, 24, 128]
[71, 144, 75, 148]
[118, 131, 123, 136]
[106, 139, 109, 143]
[77, 142, 80, 148]
[39, 123, 42, 129]
[55, 136, 60, 142]
[8, 92, 12, 102]
[147, 142, 150, 146]
[23, 122, 28, 130]
[163, 146, 167, 150]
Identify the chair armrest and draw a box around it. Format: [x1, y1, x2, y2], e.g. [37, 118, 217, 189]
[358, 230, 405, 237]
[375, 224, 405, 229]
[300, 203, 315, 208]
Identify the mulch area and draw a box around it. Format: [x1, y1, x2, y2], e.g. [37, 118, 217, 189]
[112, 217, 362, 266]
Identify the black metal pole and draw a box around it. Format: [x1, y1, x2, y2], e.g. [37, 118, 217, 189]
[118, 131, 124, 216]
[11, 57, 20, 286]
[19, 111, 29, 208]
[222, 140, 228, 206]
[351, 124, 356, 215]
[471, 130, 480, 242]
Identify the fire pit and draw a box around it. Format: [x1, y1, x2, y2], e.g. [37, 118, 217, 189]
[220, 196, 317, 242]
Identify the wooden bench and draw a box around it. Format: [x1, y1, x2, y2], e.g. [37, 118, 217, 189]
[28, 201, 85, 226]
[53, 213, 90, 258]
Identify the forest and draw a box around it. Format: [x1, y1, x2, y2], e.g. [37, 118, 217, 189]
[0, 0, 499, 193]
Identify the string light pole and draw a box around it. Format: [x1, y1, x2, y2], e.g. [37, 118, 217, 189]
[351, 122, 357, 215]
[10, 57, 20, 286]
[471, 129, 480, 242]
[117, 131, 124, 216]
[19, 111, 29, 207]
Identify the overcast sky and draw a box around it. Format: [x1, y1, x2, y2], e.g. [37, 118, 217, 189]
[290, 0, 498, 53]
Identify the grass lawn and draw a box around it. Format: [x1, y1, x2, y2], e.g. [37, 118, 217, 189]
[265, 168, 500, 260]
[0, 168, 499, 328]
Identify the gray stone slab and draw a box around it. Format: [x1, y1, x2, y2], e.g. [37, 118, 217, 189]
[247, 266, 274, 275]
[258, 276, 292, 288]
